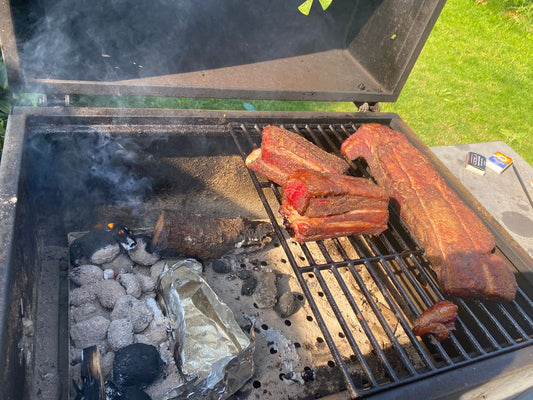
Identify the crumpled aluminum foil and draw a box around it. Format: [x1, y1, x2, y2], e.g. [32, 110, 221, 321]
[158, 259, 254, 400]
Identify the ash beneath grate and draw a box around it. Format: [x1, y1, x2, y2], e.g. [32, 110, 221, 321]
[65, 221, 426, 399]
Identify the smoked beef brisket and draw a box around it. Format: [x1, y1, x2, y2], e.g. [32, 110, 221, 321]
[341, 123, 517, 302]
[282, 169, 389, 217]
[279, 203, 389, 243]
[280, 169, 389, 242]
[245, 126, 349, 186]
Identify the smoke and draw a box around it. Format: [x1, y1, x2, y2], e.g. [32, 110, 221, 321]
[25, 129, 157, 221]
[83, 132, 154, 200]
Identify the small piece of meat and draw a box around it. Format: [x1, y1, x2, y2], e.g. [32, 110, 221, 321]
[282, 169, 388, 217]
[341, 123, 517, 302]
[279, 203, 388, 242]
[245, 126, 349, 185]
[413, 300, 458, 342]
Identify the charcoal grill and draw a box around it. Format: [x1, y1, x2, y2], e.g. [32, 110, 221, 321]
[0, 0, 533, 399]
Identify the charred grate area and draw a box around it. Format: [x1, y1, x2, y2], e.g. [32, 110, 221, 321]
[229, 122, 533, 398]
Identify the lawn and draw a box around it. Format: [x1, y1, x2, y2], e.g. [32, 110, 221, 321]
[381, 0, 533, 164]
[2, 0, 532, 163]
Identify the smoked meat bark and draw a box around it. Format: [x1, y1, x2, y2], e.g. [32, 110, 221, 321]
[341, 123, 517, 302]
[245, 126, 349, 186]
[279, 203, 389, 243]
[279, 169, 389, 242]
[282, 169, 388, 217]
[413, 300, 458, 342]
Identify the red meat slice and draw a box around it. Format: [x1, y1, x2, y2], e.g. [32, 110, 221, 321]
[341, 123, 517, 302]
[279, 203, 388, 243]
[282, 169, 388, 217]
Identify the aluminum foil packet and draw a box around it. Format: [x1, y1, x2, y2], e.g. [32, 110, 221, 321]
[158, 259, 254, 400]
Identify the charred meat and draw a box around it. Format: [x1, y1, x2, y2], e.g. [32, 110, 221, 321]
[245, 126, 388, 242]
[279, 203, 389, 243]
[413, 300, 458, 342]
[279, 169, 389, 242]
[282, 169, 388, 217]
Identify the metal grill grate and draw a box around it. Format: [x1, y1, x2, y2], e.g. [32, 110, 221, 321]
[229, 121, 533, 398]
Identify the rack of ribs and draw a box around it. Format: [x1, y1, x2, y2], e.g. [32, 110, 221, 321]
[341, 123, 517, 302]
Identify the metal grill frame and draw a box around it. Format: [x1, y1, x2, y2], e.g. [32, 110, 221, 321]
[229, 119, 533, 399]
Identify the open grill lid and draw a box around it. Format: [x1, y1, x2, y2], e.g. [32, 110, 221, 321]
[0, 0, 445, 102]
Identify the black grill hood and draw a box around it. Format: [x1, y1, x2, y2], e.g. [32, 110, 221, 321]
[0, 0, 445, 102]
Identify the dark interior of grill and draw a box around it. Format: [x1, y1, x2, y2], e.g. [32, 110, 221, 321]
[13, 0, 378, 81]
[4, 0, 445, 101]
[5, 112, 533, 399]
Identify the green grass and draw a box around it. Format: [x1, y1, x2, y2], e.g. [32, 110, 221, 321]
[381, 0, 533, 163]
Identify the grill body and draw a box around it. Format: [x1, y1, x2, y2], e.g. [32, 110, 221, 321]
[0, 107, 532, 399]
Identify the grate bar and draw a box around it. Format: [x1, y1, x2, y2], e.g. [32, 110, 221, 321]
[330, 238, 439, 371]
[349, 239, 436, 373]
[344, 240, 424, 375]
[363, 241, 459, 366]
[230, 125, 361, 396]
[312, 267, 386, 388]
[365, 234, 473, 363]
[285, 251, 423, 273]
[495, 303, 530, 341]
[315, 241, 401, 383]
[455, 298, 501, 352]
[385, 241, 487, 358]
[512, 288, 533, 330]
[228, 122, 533, 399]
[300, 268, 362, 397]
[476, 301, 519, 345]
[316, 275, 383, 388]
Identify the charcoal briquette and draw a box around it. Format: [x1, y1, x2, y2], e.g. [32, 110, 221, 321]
[253, 271, 277, 308]
[113, 343, 161, 388]
[128, 235, 160, 266]
[211, 259, 232, 274]
[69, 264, 103, 286]
[120, 386, 152, 400]
[240, 275, 257, 296]
[302, 367, 314, 382]
[235, 267, 252, 280]
[275, 292, 303, 318]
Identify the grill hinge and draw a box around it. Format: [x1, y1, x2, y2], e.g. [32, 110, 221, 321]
[39, 94, 70, 107]
[355, 102, 381, 112]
